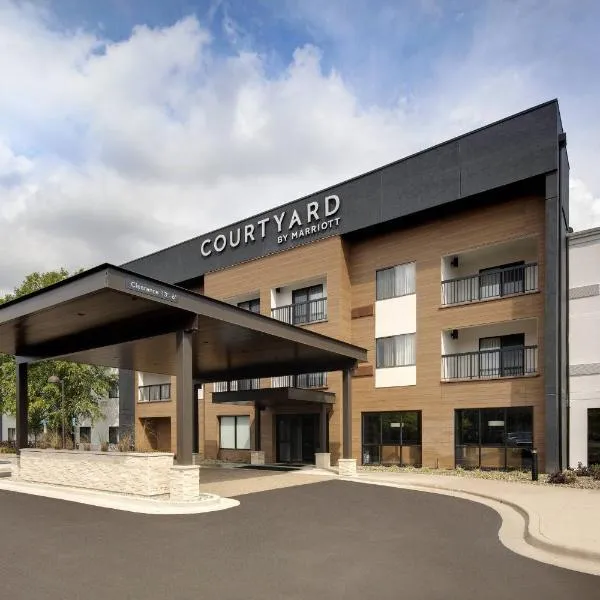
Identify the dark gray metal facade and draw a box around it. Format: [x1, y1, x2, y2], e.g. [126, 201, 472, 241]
[124, 101, 562, 285]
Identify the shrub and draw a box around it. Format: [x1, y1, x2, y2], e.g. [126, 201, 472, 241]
[574, 462, 591, 476]
[0, 441, 16, 454]
[547, 469, 577, 484]
[117, 431, 134, 453]
[590, 464, 600, 481]
[100, 441, 109, 452]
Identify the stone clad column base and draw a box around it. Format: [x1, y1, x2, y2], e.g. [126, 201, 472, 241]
[169, 465, 200, 501]
[315, 453, 331, 469]
[338, 458, 357, 477]
[250, 451, 265, 465]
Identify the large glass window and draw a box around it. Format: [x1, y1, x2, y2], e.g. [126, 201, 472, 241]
[292, 285, 326, 324]
[237, 298, 260, 313]
[138, 384, 171, 402]
[376, 334, 416, 368]
[219, 416, 251, 450]
[479, 334, 525, 378]
[479, 261, 525, 299]
[362, 411, 421, 466]
[376, 262, 416, 300]
[455, 407, 533, 470]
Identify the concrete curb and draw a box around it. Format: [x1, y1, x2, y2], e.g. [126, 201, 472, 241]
[0, 479, 240, 515]
[350, 476, 600, 576]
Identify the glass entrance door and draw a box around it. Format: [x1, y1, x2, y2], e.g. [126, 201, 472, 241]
[276, 414, 318, 464]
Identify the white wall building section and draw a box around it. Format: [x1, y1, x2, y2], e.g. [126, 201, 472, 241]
[569, 228, 600, 467]
[76, 397, 119, 447]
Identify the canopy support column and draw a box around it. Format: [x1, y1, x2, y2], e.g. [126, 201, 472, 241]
[342, 367, 352, 459]
[254, 403, 261, 451]
[176, 327, 195, 465]
[320, 403, 328, 453]
[16, 359, 29, 452]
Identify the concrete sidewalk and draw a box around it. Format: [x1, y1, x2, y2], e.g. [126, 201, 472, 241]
[352, 471, 600, 574]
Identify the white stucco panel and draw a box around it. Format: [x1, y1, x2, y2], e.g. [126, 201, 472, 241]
[375, 295, 417, 338]
[375, 366, 416, 388]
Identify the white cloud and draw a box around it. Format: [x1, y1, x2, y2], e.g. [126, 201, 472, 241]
[0, 0, 598, 293]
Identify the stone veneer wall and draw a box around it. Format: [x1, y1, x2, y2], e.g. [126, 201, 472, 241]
[18, 449, 174, 497]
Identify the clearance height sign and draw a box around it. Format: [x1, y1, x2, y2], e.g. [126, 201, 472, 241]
[200, 195, 341, 258]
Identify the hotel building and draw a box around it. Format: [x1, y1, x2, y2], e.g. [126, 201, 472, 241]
[112, 101, 568, 472]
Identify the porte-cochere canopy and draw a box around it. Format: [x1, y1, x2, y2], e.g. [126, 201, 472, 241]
[0, 264, 366, 463]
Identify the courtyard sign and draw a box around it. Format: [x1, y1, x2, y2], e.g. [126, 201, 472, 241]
[200, 195, 341, 257]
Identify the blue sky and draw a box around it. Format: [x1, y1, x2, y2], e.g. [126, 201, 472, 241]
[0, 0, 599, 291]
[47, 0, 481, 103]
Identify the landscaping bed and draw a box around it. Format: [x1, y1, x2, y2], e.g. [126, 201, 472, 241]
[358, 464, 600, 490]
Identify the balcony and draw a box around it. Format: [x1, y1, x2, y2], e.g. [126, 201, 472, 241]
[442, 263, 538, 306]
[442, 346, 538, 381]
[213, 378, 261, 393]
[271, 297, 328, 325]
[272, 372, 327, 388]
[441, 237, 538, 306]
[138, 383, 171, 403]
[441, 319, 539, 381]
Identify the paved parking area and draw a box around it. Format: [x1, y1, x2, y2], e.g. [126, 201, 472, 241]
[0, 480, 597, 599]
[198, 466, 333, 496]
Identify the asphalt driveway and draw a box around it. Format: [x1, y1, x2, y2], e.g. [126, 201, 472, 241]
[0, 480, 596, 599]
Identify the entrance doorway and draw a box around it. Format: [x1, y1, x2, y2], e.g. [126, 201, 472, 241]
[276, 414, 320, 464]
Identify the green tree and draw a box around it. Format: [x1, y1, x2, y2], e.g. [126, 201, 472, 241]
[0, 269, 117, 441]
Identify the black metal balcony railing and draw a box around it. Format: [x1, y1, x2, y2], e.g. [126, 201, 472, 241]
[442, 346, 538, 381]
[271, 298, 328, 325]
[442, 263, 538, 306]
[213, 378, 261, 393]
[272, 373, 327, 389]
[138, 383, 171, 402]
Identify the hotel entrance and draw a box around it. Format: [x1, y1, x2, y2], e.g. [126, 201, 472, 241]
[276, 414, 321, 464]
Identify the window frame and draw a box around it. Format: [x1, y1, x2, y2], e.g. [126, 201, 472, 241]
[108, 427, 119, 445]
[237, 298, 260, 313]
[138, 383, 171, 403]
[291, 284, 326, 324]
[376, 262, 416, 301]
[219, 415, 251, 450]
[361, 411, 422, 466]
[79, 426, 92, 444]
[455, 406, 534, 470]
[375, 333, 416, 368]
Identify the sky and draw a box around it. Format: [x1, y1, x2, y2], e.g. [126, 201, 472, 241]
[0, 0, 599, 293]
